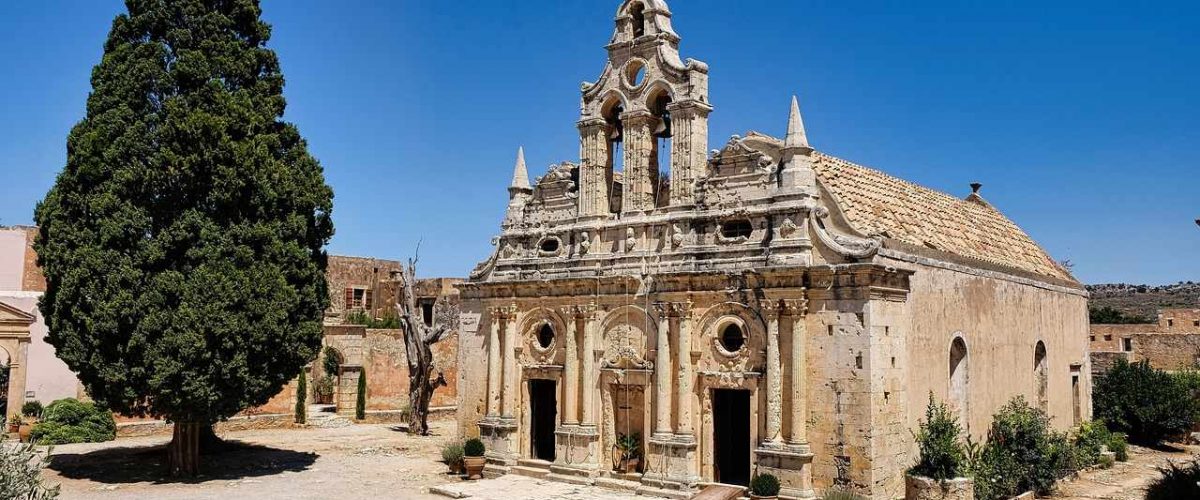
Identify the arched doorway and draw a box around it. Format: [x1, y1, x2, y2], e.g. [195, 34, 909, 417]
[949, 337, 969, 431]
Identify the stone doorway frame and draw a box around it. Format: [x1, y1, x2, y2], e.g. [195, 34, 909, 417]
[0, 301, 33, 423]
[600, 368, 653, 474]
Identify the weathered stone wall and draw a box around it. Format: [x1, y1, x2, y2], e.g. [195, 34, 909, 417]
[1158, 308, 1200, 333]
[362, 328, 459, 410]
[1126, 334, 1200, 371]
[1089, 351, 1131, 377]
[1090, 324, 1149, 351]
[325, 255, 403, 322]
[455, 297, 487, 439]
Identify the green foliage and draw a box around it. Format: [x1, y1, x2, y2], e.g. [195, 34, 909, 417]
[464, 438, 485, 457]
[21, 401, 44, 418]
[1072, 420, 1111, 466]
[355, 370, 367, 421]
[749, 473, 781, 496]
[322, 346, 342, 377]
[1088, 306, 1152, 324]
[966, 397, 1076, 500]
[0, 441, 60, 499]
[314, 375, 335, 398]
[294, 371, 306, 424]
[1145, 459, 1200, 500]
[909, 394, 966, 480]
[1107, 432, 1128, 462]
[33, 0, 334, 427]
[1093, 359, 1199, 443]
[29, 399, 116, 445]
[616, 432, 642, 460]
[442, 441, 464, 468]
[819, 489, 865, 500]
[344, 310, 401, 329]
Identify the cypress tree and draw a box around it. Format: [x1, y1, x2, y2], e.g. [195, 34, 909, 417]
[34, 0, 333, 475]
[295, 371, 307, 425]
[356, 370, 367, 421]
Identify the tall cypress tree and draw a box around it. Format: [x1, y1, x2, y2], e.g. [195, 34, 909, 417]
[34, 0, 333, 475]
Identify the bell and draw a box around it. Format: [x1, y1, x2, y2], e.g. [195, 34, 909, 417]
[653, 116, 672, 138]
[609, 126, 623, 141]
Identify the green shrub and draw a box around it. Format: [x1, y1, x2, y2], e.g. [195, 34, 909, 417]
[1093, 359, 1199, 443]
[909, 394, 966, 480]
[967, 397, 1076, 500]
[21, 401, 44, 418]
[314, 375, 335, 399]
[295, 371, 307, 424]
[0, 441, 59, 499]
[323, 346, 341, 377]
[1145, 459, 1200, 500]
[29, 399, 116, 445]
[749, 473, 781, 496]
[464, 438, 485, 457]
[1107, 432, 1128, 462]
[442, 441, 465, 469]
[355, 370, 367, 420]
[1073, 420, 1110, 466]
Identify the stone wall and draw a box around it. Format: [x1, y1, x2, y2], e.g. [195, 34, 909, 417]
[1090, 308, 1200, 373]
[1089, 324, 1148, 352]
[1089, 351, 1131, 377]
[325, 255, 403, 322]
[362, 328, 459, 410]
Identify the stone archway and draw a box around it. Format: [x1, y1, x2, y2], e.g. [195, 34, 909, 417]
[322, 324, 366, 416]
[0, 301, 33, 423]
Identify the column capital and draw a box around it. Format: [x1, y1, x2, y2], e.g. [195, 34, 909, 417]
[491, 304, 520, 320]
[758, 299, 783, 320]
[576, 117, 608, 130]
[780, 297, 809, 317]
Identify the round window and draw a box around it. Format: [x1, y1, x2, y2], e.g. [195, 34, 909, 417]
[540, 238, 560, 254]
[720, 323, 745, 352]
[537, 324, 555, 349]
[625, 60, 647, 88]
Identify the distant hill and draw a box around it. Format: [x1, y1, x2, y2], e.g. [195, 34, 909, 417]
[1087, 282, 1200, 321]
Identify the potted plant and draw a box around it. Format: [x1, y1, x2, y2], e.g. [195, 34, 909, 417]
[463, 438, 486, 480]
[315, 375, 335, 405]
[6, 415, 18, 434]
[906, 394, 973, 500]
[613, 432, 642, 473]
[14, 415, 34, 443]
[442, 441, 465, 475]
[749, 472, 782, 500]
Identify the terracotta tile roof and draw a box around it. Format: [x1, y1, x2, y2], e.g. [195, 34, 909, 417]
[812, 151, 1075, 283]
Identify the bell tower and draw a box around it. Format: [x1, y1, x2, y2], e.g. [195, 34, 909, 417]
[577, 0, 711, 218]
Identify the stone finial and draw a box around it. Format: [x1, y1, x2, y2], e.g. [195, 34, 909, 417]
[785, 96, 811, 152]
[509, 147, 532, 195]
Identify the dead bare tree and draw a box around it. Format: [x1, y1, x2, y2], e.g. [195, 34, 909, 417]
[394, 253, 455, 435]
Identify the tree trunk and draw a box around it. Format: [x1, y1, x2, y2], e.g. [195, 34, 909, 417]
[169, 422, 204, 476]
[407, 341, 436, 435]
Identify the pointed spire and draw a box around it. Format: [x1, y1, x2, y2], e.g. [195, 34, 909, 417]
[785, 96, 811, 151]
[509, 147, 531, 193]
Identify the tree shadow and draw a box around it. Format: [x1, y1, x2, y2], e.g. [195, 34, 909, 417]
[47, 439, 318, 485]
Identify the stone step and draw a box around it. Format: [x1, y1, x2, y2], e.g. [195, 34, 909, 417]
[636, 484, 697, 500]
[510, 465, 550, 480]
[594, 476, 641, 492]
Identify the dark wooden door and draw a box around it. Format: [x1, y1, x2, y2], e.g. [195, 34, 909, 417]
[712, 389, 751, 486]
[529, 379, 557, 461]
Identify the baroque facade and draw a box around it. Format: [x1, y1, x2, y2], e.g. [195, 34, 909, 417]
[457, 1, 1091, 498]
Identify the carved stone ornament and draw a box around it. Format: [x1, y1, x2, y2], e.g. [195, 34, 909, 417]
[810, 206, 882, 259]
[778, 216, 801, 239]
[625, 227, 637, 252]
[601, 323, 653, 370]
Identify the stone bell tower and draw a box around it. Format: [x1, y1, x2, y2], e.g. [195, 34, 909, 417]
[577, 0, 711, 218]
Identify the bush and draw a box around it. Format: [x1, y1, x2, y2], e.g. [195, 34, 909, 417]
[1145, 459, 1200, 500]
[1107, 432, 1128, 462]
[464, 438, 485, 457]
[967, 397, 1076, 500]
[1073, 420, 1111, 466]
[29, 399, 116, 445]
[355, 370, 367, 421]
[750, 473, 781, 496]
[323, 346, 341, 377]
[442, 441, 464, 469]
[314, 375, 335, 400]
[295, 371, 307, 424]
[820, 489, 865, 500]
[1093, 359, 1199, 443]
[0, 442, 59, 499]
[21, 401, 44, 418]
[909, 394, 966, 480]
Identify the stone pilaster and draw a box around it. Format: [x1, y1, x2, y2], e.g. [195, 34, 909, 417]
[753, 296, 813, 500]
[561, 307, 580, 426]
[480, 304, 521, 475]
[673, 300, 695, 436]
[666, 101, 711, 206]
[652, 302, 673, 437]
[761, 300, 784, 446]
[486, 308, 502, 417]
[501, 304, 519, 418]
[580, 304, 599, 426]
[577, 118, 610, 218]
[622, 111, 656, 214]
[781, 297, 810, 447]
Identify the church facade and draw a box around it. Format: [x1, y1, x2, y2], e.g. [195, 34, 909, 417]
[456, 1, 1090, 498]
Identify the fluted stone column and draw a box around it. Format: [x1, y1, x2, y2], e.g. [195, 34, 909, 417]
[561, 307, 580, 425]
[665, 102, 711, 206]
[501, 305, 519, 418]
[674, 301, 695, 436]
[581, 304, 598, 426]
[486, 308, 502, 417]
[783, 298, 809, 445]
[762, 300, 784, 445]
[621, 111, 655, 214]
[577, 118, 610, 218]
[653, 303, 673, 437]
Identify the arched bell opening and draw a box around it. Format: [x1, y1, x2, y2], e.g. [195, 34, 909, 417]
[603, 95, 626, 214]
[648, 88, 673, 208]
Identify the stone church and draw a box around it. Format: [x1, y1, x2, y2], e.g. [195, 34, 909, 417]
[457, 1, 1091, 498]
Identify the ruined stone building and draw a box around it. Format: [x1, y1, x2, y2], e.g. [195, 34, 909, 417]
[1090, 308, 1200, 376]
[456, 1, 1090, 498]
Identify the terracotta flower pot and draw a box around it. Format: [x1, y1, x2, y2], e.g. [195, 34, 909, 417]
[18, 424, 33, 443]
[463, 456, 486, 480]
[619, 457, 640, 473]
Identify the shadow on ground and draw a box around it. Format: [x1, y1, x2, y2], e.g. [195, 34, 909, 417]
[47, 439, 318, 484]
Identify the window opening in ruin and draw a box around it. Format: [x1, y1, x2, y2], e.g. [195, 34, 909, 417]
[1071, 368, 1082, 426]
[1167, 319, 1174, 328]
[720, 323, 745, 353]
[1122, 337, 1132, 352]
[537, 323, 555, 350]
[949, 337, 969, 432]
[346, 287, 371, 310]
[630, 2, 646, 38]
[721, 220, 754, 239]
[420, 300, 434, 327]
[625, 60, 647, 88]
[1034, 341, 1048, 413]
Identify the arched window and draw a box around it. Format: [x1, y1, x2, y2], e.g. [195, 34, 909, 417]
[537, 324, 555, 350]
[949, 337, 969, 431]
[1034, 341, 1048, 412]
[719, 322, 746, 353]
[630, 2, 646, 38]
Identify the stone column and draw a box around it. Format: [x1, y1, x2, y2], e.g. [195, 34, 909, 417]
[653, 303, 673, 437]
[665, 102, 711, 206]
[580, 304, 598, 426]
[501, 305, 519, 418]
[783, 298, 809, 445]
[674, 301, 695, 436]
[621, 111, 655, 214]
[577, 118, 610, 218]
[561, 307, 580, 426]
[761, 300, 784, 446]
[486, 308, 503, 418]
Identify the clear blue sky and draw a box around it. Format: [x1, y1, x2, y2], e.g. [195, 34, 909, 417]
[1, 0, 1196, 285]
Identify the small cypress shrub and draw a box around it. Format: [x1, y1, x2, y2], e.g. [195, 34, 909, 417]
[750, 472, 781, 497]
[909, 393, 966, 480]
[295, 371, 307, 424]
[355, 370, 367, 421]
[464, 438, 485, 457]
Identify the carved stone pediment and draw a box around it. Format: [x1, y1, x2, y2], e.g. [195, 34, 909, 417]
[601, 323, 653, 370]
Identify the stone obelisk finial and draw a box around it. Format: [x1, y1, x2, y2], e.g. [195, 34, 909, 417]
[784, 96, 812, 153]
[508, 147, 532, 196]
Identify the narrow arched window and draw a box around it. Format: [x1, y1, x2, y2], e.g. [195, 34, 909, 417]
[630, 3, 646, 38]
[949, 337, 969, 431]
[1034, 341, 1048, 412]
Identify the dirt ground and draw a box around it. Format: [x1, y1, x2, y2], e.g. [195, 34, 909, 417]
[38, 419, 1199, 500]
